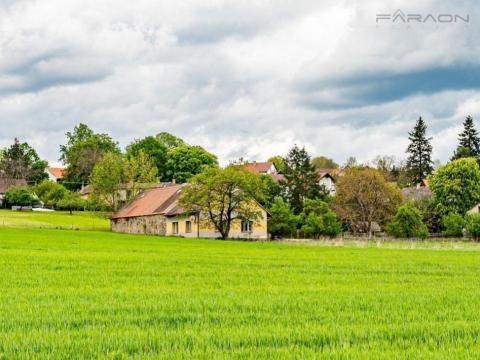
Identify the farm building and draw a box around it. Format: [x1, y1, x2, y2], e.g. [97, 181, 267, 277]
[47, 167, 64, 183]
[110, 183, 268, 239]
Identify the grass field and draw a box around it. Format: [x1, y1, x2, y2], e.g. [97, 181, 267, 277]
[0, 209, 109, 230]
[1, 227, 480, 358]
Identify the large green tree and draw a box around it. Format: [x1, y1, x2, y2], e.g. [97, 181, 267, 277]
[126, 136, 167, 180]
[452, 115, 480, 162]
[33, 180, 68, 208]
[281, 145, 323, 214]
[156, 132, 185, 150]
[60, 123, 120, 189]
[0, 139, 47, 183]
[166, 145, 218, 183]
[429, 158, 480, 216]
[406, 117, 434, 185]
[179, 166, 264, 240]
[312, 156, 339, 170]
[267, 197, 297, 239]
[123, 150, 158, 200]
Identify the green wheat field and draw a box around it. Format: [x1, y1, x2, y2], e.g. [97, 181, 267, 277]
[1, 216, 480, 358]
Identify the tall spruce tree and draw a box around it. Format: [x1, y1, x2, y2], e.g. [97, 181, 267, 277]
[452, 115, 480, 162]
[281, 145, 323, 214]
[405, 117, 433, 185]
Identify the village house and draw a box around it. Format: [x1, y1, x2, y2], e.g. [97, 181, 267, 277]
[317, 170, 337, 195]
[110, 183, 268, 239]
[47, 167, 64, 183]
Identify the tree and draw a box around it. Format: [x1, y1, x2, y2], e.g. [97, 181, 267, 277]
[165, 145, 218, 183]
[429, 158, 480, 216]
[179, 166, 264, 240]
[126, 136, 167, 180]
[442, 213, 465, 237]
[33, 180, 68, 208]
[332, 168, 402, 237]
[4, 186, 40, 207]
[0, 138, 47, 183]
[386, 203, 429, 238]
[300, 199, 341, 238]
[123, 150, 158, 201]
[260, 174, 283, 209]
[344, 156, 359, 168]
[452, 116, 480, 163]
[267, 156, 285, 172]
[312, 156, 339, 170]
[281, 145, 323, 214]
[57, 192, 86, 215]
[406, 117, 434, 185]
[372, 155, 399, 182]
[89, 153, 124, 211]
[465, 213, 480, 240]
[267, 197, 297, 239]
[60, 123, 120, 189]
[156, 132, 185, 149]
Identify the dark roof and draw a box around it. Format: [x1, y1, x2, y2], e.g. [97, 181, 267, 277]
[401, 187, 432, 201]
[0, 178, 27, 193]
[111, 184, 186, 219]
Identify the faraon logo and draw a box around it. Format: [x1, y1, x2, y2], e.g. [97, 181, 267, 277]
[376, 9, 469, 23]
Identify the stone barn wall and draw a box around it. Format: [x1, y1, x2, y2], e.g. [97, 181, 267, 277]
[111, 214, 167, 235]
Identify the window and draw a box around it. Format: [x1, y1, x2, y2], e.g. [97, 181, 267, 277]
[241, 220, 253, 233]
[172, 222, 178, 234]
[185, 221, 192, 233]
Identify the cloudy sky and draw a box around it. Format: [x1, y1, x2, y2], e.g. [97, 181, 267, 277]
[0, 0, 479, 166]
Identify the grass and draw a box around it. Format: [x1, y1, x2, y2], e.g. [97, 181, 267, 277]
[1, 228, 480, 358]
[0, 209, 109, 231]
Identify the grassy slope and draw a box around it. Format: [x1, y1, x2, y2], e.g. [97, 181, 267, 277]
[0, 209, 110, 230]
[1, 228, 480, 358]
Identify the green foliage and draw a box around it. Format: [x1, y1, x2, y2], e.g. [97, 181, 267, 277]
[0, 139, 47, 183]
[267, 156, 285, 172]
[56, 192, 86, 214]
[89, 153, 124, 210]
[166, 145, 218, 183]
[4, 186, 40, 207]
[311, 156, 339, 170]
[126, 136, 167, 180]
[429, 158, 480, 216]
[260, 174, 283, 209]
[267, 198, 297, 239]
[123, 150, 158, 200]
[386, 203, 429, 238]
[156, 132, 185, 149]
[465, 213, 480, 240]
[180, 166, 264, 239]
[300, 199, 341, 238]
[33, 180, 68, 208]
[452, 116, 480, 162]
[281, 145, 324, 214]
[60, 123, 120, 189]
[442, 213, 465, 237]
[412, 198, 442, 233]
[406, 117, 434, 185]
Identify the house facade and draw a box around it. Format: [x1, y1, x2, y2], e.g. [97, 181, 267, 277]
[110, 183, 268, 239]
[47, 167, 64, 183]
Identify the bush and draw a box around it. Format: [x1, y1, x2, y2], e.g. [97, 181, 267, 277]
[300, 199, 341, 238]
[442, 213, 465, 237]
[33, 180, 68, 208]
[4, 186, 40, 207]
[267, 198, 297, 239]
[465, 213, 480, 240]
[386, 203, 429, 238]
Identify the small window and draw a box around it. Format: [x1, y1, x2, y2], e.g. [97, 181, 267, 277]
[241, 220, 253, 233]
[185, 221, 192, 233]
[172, 222, 178, 234]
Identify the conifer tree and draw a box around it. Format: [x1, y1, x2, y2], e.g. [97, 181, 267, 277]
[452, 115, 480, 162]
[405, 117, 433, 185]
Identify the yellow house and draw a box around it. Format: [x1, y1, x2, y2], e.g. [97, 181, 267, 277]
[110, 183, 268, 240]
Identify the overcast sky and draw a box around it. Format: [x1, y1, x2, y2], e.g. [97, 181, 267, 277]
[0, 0, 479, 166]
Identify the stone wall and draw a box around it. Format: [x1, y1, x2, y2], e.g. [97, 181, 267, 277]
[111, 214, 167, 235]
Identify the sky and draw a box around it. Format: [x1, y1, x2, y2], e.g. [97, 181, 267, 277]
[0, 0, 479, 166]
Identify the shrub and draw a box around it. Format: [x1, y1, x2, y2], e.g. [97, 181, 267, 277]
[465, 213, 480, 240]
[33, 180, 68, 208]
[442, 213, 465, 237]
[267, 198, 297, 239]
[300, 199, 341, 238]
[4, 186, 40, 207]
[386, 203, 429, 238]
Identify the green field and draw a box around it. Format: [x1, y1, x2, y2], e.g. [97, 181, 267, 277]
[1, 227, 480, 358]
[0, 209, 109, 230]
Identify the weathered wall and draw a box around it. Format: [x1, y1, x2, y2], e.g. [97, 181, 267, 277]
[111, 214, 167, 235]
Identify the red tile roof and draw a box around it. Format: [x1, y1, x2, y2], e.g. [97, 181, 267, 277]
[243, 162, 274, 174]
[48, 167, 64, 179]
[111, 184, 186, 219]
